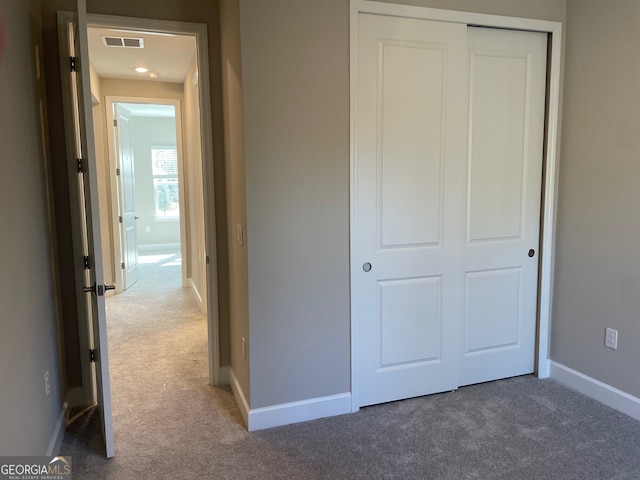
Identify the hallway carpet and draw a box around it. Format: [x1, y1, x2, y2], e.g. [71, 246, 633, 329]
[61, 252, 640, 479]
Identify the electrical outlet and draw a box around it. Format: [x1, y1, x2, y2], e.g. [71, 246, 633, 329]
[605, 328, 618, 350]
[241, 337, 247, 360]
[44, 370, 50, 396]
[146, 226, 151, 233]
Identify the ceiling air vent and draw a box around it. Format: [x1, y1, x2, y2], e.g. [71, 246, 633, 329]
[101, 36, 145, 48]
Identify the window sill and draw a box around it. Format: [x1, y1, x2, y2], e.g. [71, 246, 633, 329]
[153, 216, 180, 222]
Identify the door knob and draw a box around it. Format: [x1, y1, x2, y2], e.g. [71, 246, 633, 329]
[528, 249, 535, 257]
[362, 262, 372, 272]
[134, 216, 140, 220]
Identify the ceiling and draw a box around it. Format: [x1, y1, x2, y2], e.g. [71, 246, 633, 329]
[87, 27, 197, 84]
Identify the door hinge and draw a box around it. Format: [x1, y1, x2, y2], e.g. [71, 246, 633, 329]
[116, 168, 120, 176]
[70, 56, 77, 72]
[121, 262, 125, 270]
[83, 255, 90, 269]
[113, 119, 117, 127]
[77, 158, 85, 173]
[118, 215, 123, 224]
[90, 349, 96, 362]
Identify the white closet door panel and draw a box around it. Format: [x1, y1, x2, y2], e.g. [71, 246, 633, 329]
[354, 13, 468, 407]
[460, 27, 547, 387]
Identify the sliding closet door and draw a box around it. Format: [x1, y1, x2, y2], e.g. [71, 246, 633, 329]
[459, 27, 547, 386]
[353, 13, 548, 408]
[353, 13, 468, 407]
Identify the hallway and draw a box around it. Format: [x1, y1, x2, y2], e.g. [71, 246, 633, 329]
[60, 249, 252, 477]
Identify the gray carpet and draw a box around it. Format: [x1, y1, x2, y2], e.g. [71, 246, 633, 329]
[61, 251, 640, 479]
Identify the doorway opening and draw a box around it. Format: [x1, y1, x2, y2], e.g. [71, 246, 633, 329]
[104, 99, 191, 298]
[86, 14, 219, 452]
[57, 6, 221, 456]
[85, 19, 214, 371]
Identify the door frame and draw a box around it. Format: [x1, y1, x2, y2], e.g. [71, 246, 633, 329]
[87, 14, 222, 386]
[349, 0, 563, 411]
[60, 13, 222, 404]
[57, 10, 95, 409]
[105, 97, 188, 293]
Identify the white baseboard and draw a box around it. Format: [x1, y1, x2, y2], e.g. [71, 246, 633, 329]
[229, 368, 250, 427]
[248, 392, 352, 432]
[46, 402, 68, 456]
[188, 278, 206, 314]
[228, 369, 352, 431]
[550, 361, 640, 422]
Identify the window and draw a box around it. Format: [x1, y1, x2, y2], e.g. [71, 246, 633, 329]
[151, 147, 180, 218]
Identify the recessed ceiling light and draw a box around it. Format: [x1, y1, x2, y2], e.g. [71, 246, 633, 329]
[135, 66, 149, 73]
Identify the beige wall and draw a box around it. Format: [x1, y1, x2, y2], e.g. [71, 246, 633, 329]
[0, 0, 64, 454]
[552, 0, 640, 398]
[220, 0, 250, 399]
[99, 77, 184, 102]
[237, 0, 567, 409]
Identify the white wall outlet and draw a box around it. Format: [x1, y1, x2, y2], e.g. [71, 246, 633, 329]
[241, 337, 247, 360]
[145, 226, 151, 233]
[605, 328, 618, 350]
[44, 370, 50, 396]
[236, 224, 244, 246]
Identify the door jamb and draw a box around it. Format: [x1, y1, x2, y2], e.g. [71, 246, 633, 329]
[86, 13, 222, 386]
[349, 0, 563, 411]
[57, 10, 96, 409]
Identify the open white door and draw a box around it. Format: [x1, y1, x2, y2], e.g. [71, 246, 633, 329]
[63, 0, 115, 458]
[114, 104, 139, 290]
